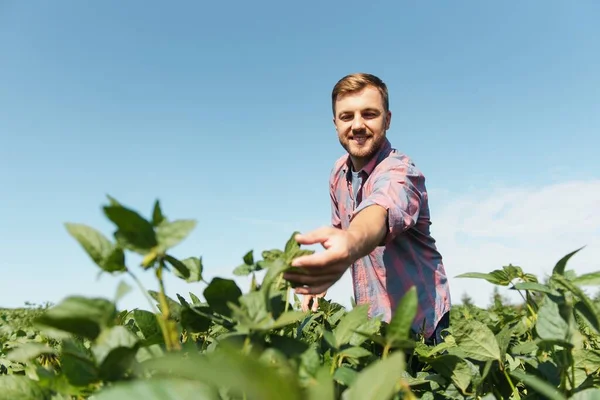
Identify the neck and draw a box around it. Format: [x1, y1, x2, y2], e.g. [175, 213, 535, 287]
[350, 156, 368, 172]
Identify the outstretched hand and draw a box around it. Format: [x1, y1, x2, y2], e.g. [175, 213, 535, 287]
[284, 226, 357, 295]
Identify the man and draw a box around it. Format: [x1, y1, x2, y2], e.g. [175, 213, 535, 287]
[283, 73, 451, 344]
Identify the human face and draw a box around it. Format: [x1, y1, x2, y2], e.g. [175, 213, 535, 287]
[333, 86, 391, 171]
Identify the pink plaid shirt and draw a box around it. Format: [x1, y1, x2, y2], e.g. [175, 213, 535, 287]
[330, 138, 451, 339]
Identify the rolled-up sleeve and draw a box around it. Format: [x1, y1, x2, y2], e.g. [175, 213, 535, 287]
[351, 163, 423, 244]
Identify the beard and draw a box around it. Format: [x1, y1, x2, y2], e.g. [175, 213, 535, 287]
[338, 132, 386, 166]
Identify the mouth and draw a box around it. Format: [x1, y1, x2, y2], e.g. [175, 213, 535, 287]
[351, 135, 370, 145]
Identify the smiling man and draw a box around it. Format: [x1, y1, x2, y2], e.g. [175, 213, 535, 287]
[283, 73, 451, 344]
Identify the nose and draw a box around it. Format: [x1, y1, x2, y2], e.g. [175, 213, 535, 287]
[351, 114, 366, 130]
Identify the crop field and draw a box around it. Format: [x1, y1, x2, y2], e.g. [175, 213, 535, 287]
[2, 196, 600, 399]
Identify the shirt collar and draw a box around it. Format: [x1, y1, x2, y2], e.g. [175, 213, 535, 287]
[342, 137, 393, 177]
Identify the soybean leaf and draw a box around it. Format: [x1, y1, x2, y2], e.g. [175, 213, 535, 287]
[452, 319, 501, 362]
[132, 309, 163, 346]
[165, 254, 190, 280]
[92, 326, 140, 382]
[553, 274, 600, 333]
[333, 366, 358, 386]
[387, 286, 418, 343]
[420, 354, 473, 394]
[243, 250, 254, 265]
[60, 338, 99, 386]
[509, 369, 566, 400]
[156, 219, 197, 252]
[346, 350, 406, 400]
[6, 343, 56, 363]
[103, 205, 157, 253]
[455, 270, 511, 286]
[0, 375, 49, 400]
[572, 272, 600, 286]
[93, 379, 221, 400]
[204, 278, 242, 318]
[552, 246, 585, 276]
[536, 295, 569, 341]
[284, 231, 301, 254]
[511, 282, 559, 296]
[34, 296, 117, 340]
[305, 365, 335, 400]
[65, 223, 126, 272]
[141, 347, 303, 400]
[151, 200, 166, 226]
[334, 304, 369, 347]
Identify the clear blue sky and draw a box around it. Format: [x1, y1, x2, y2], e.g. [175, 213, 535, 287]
[1, 1, 599, 310]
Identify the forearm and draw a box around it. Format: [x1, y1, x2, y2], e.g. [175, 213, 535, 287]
[346, 204, 388, 262]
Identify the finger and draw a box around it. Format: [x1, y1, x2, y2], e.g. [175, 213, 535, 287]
[311, 298, 319, 312]
[294, 226, 336, 246]
[284, 271, 342, 285]
[296, 283, 333, 296]
[291, 249, 344, 268]
[301, 295, 311, 312]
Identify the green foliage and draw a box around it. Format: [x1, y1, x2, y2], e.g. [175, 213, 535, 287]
[2, 197, 600, 399]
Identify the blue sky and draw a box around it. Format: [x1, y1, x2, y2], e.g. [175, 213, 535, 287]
[1, 1, 599, 311]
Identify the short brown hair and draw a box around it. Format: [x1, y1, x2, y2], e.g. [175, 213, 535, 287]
[331, 73, 389, 116]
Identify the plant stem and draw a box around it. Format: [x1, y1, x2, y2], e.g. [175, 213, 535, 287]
[382, 343, 391, 360]
[127, 270, 159, 314]
[503, 368, 520, 400]
[156, 260, 181, 351]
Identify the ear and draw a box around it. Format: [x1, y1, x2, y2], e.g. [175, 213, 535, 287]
[385, 111, 392, 130]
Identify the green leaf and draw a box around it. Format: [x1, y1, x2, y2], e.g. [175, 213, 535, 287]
[552, 246, 585, 276]
[452, 319, 501, 362]
[553, 274, 600, 333]
[284, 231, 301, 254]
[93, 378, 221, 400]
[180, 306, 213, 333]
[511, 282, 559, 296]
[572, 271, 600, 286]
[346, 350, 405, 400]
[386, 286, 418, 343]
[140, 348, 303, 400]
[103, 205, 158, 253]
[180, 257, 203, 282]
[165, 254, 190, 280]
[152, 200, 166, 226]
[203, 278, 242, 317]
[305, 365, 335, 400]
[333, 366, 358, 386]
[0, 375, 49, 400]
[536, 295, 570, 341]
[570, 389, 600, 400]
[92, 325, 140, 381]
[114, 280, 132, 303]
[60, 337, 99, 386]
[64, 223, 126, 272]
[34, 296, 117, 340]
[5, 343, 56, 363]
[509, 369, 566, 400]
[155, 219, 197, 252]
[455, 270, 511, 286]
[420, 354, 473, 394]
[338, 346, 372, 359]
[270, 310, 307, 329]
[132, 309, 163, 346]
[243, 250, 254, 265]
[334, 304, 369, 347]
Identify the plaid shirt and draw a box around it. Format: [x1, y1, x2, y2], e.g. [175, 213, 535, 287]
[330, 138, 451, 339]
